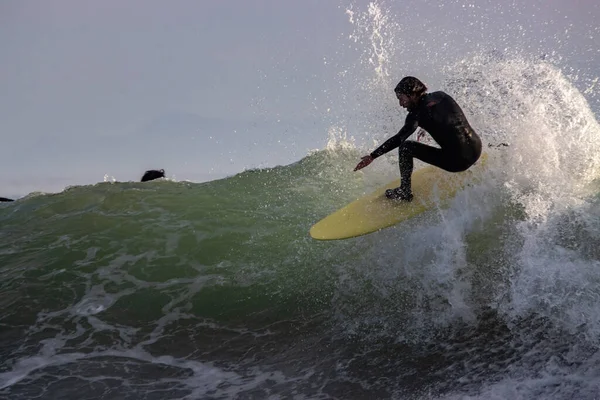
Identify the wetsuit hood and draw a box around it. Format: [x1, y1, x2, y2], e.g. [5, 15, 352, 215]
[395, 76, 428, 97]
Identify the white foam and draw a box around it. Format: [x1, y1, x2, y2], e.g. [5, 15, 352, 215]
[329, 11, 600, 346]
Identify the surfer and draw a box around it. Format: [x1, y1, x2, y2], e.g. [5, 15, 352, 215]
[141, 169, 166, 182]
[353, 76, 482, 201]
[0, 197, 13, 202]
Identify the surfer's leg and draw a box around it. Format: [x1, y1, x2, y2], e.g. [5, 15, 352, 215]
[386, 141, 456, 201]
[404, 140, 481, 172]
[385, 140, 425, 200]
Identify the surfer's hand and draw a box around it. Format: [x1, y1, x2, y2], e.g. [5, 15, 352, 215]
[354, 155, 374, 171]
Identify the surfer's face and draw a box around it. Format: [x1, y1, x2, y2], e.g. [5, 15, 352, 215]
[396, 92, 411, 109]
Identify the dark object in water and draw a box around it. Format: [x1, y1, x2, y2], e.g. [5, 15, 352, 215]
[141, 169, 166, 182]
[0, 197, 14, 202]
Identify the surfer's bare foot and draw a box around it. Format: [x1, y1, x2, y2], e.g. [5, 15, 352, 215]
[385, 187, 413, 201]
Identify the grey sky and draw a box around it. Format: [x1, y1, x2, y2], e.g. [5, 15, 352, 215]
[1, 0, 599, 197]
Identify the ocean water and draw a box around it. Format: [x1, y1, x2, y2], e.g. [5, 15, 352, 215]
[3, 3, 600, 400]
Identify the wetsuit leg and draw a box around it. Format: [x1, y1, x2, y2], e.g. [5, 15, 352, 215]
[397, 141, 452, 192]
[389, 139, 481, 200]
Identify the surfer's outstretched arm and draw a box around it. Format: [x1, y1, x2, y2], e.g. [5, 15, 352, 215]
[353, 114, 419, 172]
[370, 114, 419, 159]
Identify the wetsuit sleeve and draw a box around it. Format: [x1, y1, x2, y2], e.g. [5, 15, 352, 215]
[370, 113, 419, 159]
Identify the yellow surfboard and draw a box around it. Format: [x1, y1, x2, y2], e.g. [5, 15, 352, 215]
[310, 154, 487, 240]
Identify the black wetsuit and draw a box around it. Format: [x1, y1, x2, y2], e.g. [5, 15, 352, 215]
[370, 91, 482, 196]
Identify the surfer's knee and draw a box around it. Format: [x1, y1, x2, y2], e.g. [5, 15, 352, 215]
[399, 140, 418, 156]
[141, 169, 166, 182]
